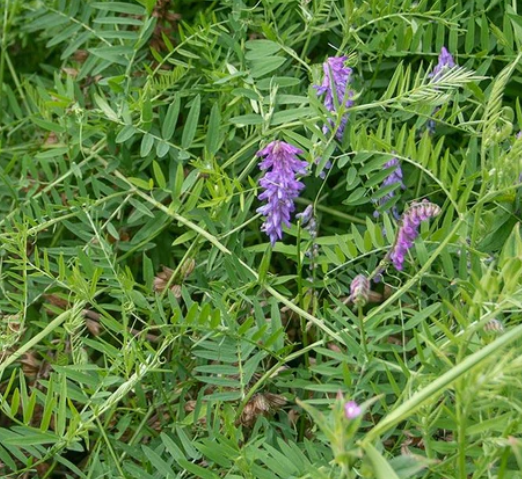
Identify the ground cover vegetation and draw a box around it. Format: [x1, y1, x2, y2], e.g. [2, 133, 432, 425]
[1, 0, 522, 477]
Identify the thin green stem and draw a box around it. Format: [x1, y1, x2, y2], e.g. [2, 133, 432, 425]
[358, 305, 369, 360]
[94, 416, 128, 478]
[296, 224, 309, 368]
[457, 386, 468, 479]
[295, 198, 365, 225]
[0, 0, 10, 122]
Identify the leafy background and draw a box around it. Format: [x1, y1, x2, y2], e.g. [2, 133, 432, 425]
[1, 0, 522, 477]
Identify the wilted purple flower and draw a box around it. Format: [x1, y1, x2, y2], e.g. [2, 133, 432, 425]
[315, 56, 354, 139]
[296, 205, 314, 226]
[350, 274, 370, 307]
[344, 401, 362, 419]
[257, 141, 309, 245]
[484, 318, 504, 333]
[429, 47, 456, 80]
[373, 157, 406, 219]
[297, 205, 318, 239]
[390, 200, 441, 270]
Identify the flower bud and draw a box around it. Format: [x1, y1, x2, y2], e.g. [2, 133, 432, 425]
[350, 274, 370, 307]
[344, 400, 361, 419]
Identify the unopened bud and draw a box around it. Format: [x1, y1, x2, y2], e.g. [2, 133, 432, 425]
[85, 319, 101, 336]
[344, 400, 362, 419]
[350, 274, 370, 307]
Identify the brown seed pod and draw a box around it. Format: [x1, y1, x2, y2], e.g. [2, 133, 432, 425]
[264, 393, 287, 409]
[73, 50, 89, 63]
[153, 266, 174, 292]
[170, 284, 182, 299]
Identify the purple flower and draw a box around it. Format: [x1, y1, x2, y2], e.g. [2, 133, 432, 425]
[350, 274, 370, 307]
[429, 47, 456, 80]
[315, 57, 354, 139]
[390, 200, 441, 271]
[344, 401, 361, 419]
[257, 141, 309, 245]
[373, 157, 406, 219]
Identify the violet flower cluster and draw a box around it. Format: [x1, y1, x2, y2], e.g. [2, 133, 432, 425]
[429, 46, 456, 80]
[257, 141, 309, 245]
[315, 56, 354, 140]
[256, 55, 354, 245]
[373, 157, 405, 219]
[389, 200, 441, 270]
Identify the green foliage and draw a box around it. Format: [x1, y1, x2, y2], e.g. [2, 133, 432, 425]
[1, 0, 522, 477]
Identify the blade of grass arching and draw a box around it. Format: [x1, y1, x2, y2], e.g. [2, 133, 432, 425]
[362, 321, 522, 444]
[363, 443, 401, 479]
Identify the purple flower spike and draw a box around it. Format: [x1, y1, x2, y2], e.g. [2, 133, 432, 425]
[257, 141, 309, 245]
[344, 401, 362, 419]
[390, 200, 441, 270]
[373, 157, 406, 219]
[429, 47, 456, 80]
[315, 57, 354, 139]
